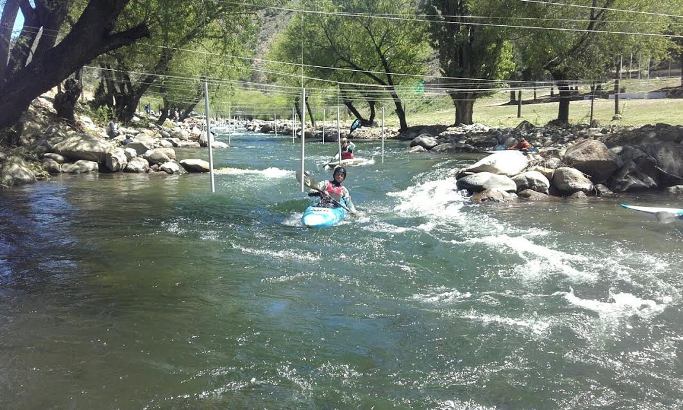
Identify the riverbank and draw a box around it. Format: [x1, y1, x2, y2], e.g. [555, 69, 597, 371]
[2, 95, 683, 204]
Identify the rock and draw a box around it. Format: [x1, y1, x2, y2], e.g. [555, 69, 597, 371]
[518, 189, 550, 201]
[143, 148, 176, 165]
[175, 141, 201, 148]
[124, 148, 137, 161]
[124, 157, 150, 173]
[158, 139, 175, 148]
[666, 185, 683, 194]
[179, 159, 210, 173]
[105, 148, 128, 172]
[409, 145, 427, 153]
[594, 184, 614, 196]
[159, 161, 182, 175]
[609, 158, 659, 192]
[410, 135, 439, 150]
[551, 167, 594, 195]
[512, 171, 550, 194]
[562, 139, 618, 183]
[568, 191, 588, 199]
[61, 160, 99, 174]
[526, 166, 555, 181]
[212, 141, 229, 149]
[608, 146, 659, 192]
[42, 158, 61, 174]
[462, 151, 529, 176]
[126, 140, 155, 156]
[1, 156, 36, 186]
[456, 172, 517, 193]
[515, 120, 535, 132]
[471, 188, 517, 203]
[42, 152, 65, 163]
[50, 134, 115, 163]
[642, 142, 683, 187]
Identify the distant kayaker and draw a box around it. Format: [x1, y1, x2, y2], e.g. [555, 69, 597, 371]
[508, 137, 532, 152]
[309, 166, 357, 212]
[341, 138, 356, 160]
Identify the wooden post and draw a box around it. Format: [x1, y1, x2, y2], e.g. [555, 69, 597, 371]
[615, 67, 621, 116]
[517, 90, 522, 118]
[590, 82, 595, 124]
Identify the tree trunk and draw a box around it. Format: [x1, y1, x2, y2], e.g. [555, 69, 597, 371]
[294, 96, 303, 124]
[0, 1, 149, 129]
[556, 81, 571, 124]
[343, 100, 366, 125]
[389, 91, 407, 131]
[0, 0, 20, 80]
[53, 78, 82, 123]
[453, 97, 474, 125]
[305, 95, 316, 128]
[509, 90, 517, 104]
[367, 99, 376, 124]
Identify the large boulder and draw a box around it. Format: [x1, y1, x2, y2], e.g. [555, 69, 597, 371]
[0, 156, 36, 186]
[512, 171, 550, 194]
[462, 150, 529, 176]
[456, 172, 517, 193]
[518, 189, 551, 201]
[61, 160, 99, 174]
[125, 157, 150, 173]
[105, 148, 128, 172]
[159, 161, 183, 175]
[562, 139, 618, 183]
[50, 134, 114, 163]
[410, 135, 439, 150]
[642, 142, 683, 187]
[179, 159, 210, 173]
[143, 148, 173, 165]
[471, 188, 517, 203]
[551, 167, 594, 195]
[42, 158, 61, 174]
[608, 145, 659, 192]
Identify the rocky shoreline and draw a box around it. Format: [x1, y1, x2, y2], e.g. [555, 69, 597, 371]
[402, 121, 683, 202]
[2, 96, 683, 203]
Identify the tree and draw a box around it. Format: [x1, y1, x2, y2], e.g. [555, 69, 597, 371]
[268, 0, 431, 131]
[517, 0, 679, 124]
[89, 0, 258, 123]
[422, 0, 516, 125]
[0, 0, 149, 131]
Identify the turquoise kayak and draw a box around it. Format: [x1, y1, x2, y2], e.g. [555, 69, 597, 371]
[620, 204, 683, 219]
[301, 205, 347, 228]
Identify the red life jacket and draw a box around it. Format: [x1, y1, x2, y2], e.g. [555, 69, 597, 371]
[341, 151, 354, 160]
[325, 181, 345, 198]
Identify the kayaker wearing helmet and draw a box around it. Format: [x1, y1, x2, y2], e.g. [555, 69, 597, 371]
[308, 166, 357, 212]
[340, 138, 356, 160]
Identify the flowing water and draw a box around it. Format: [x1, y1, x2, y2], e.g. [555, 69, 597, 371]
[1, 131, 682, 408]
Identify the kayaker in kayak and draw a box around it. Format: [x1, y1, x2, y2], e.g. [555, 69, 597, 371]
[308, 166, 357, 212]
[341, 138, 356, 160]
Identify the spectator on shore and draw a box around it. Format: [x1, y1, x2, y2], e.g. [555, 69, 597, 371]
[508, 137, 532, 152]
[106, 120, 119, 139]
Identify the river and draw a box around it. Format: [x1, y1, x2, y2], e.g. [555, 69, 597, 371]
[1, 131, 681, 408]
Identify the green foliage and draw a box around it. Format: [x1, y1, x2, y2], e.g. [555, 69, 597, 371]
[267, 0, 431, 105]
[89, 105, 114, 126]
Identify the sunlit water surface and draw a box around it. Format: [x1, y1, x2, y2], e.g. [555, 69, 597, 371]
[1, 132, 682, 408]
